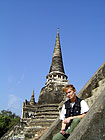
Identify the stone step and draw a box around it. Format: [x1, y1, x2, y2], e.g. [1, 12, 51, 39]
[24, 127, 49, 140]
[35, 112, 59, 116]
[91, 79, 105, 97]
[98, 78, 105, 86]
[28, 123, 52, 127]
[24, 126, 48, 137]
[85, 79, 105, 105]
[85, 97, 94, 107]
[37, 104, 59, 109]
[34, 127, 48, 140]
[34, 115, 58, 120]
[29, 119, 55, 124]
[12, 134, 25, 140]
[28, 118, 56, 122]
[36, 109, 59, 113]
[28, 123, 54, 127]
[91, 87, 101, 97]
[37, 105, 59, 108]
[24, 126, 44, 132]
[85, 86, 105, 107]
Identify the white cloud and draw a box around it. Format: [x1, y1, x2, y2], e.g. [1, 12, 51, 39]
[7, 94, 23, 116]
[7, 73, 25, 116]
[17, 73, 25, 85]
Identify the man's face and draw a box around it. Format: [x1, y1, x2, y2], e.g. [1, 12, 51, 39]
[66, 88, 76, 100]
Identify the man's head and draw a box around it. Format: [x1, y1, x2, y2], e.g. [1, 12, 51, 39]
[62, 84, 76, 93]
[62, 84, 76, 101]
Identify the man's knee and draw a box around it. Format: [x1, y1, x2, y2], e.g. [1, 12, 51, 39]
[72, 118, 81, 124]
[52, 133, 60, 140]
[73, 118, 81, 123]
[52, 132, 66, 140]
[52, 135, 56, 140]
[52, 134, 59, 140]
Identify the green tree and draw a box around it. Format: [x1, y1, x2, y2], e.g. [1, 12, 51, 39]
[0, 110, 20, 138]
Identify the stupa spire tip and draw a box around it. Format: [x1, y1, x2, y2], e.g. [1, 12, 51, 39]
[57, 28, 59, 34]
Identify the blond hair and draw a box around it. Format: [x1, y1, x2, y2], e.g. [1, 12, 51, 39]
[62, 84, 76, 93]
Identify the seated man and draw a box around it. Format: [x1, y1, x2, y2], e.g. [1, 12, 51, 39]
[53, 84, 89, 140]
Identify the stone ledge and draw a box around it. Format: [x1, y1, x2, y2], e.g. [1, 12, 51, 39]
[77, 61, 105, 99]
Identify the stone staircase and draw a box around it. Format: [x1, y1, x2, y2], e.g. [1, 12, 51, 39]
[23, 104, 59, 139]
[85, 78, 105, 107]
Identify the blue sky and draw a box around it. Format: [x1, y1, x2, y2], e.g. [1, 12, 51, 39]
[0, 0, 105, 116]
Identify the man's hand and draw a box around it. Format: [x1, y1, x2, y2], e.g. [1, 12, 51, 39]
[60, 129, 66, 135]
[63, 117, 73, 124]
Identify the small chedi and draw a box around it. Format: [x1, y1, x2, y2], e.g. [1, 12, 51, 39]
[1, 29, 105, 140]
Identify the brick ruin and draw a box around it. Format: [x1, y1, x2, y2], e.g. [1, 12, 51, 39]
[22, 29, 68, 123]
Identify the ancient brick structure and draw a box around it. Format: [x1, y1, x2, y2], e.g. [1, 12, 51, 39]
[8, 29, 69, 139]
[21, 29, 68, 122]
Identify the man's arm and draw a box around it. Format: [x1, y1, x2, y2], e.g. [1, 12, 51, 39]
[61, 120, 66, 130]
[60, 120, 66, 135]
[60, 113, 86, 134]
[63, 113, 86, 124]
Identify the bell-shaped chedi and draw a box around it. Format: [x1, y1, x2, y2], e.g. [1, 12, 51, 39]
[38, 29, 69, 104]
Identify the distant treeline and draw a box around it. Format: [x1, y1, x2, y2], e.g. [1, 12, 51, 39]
[0, 110, 20, 138]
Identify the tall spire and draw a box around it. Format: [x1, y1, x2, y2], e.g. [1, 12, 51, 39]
[30, 89, 35, 105]
[46, 29, 68, 85]
[38, 29, 69, 104]
[49, 28, 65, 73]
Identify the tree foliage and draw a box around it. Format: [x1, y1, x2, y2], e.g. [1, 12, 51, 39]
[0, 110, 20, 138]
